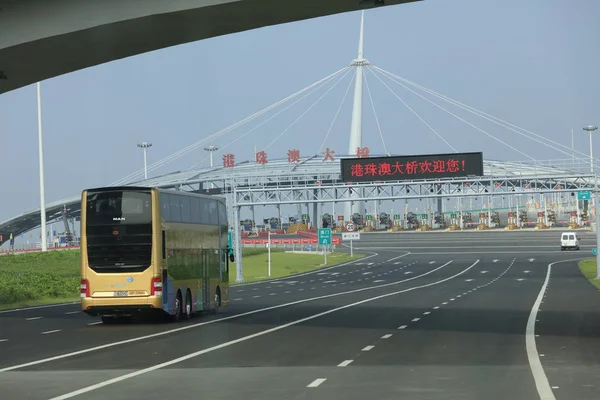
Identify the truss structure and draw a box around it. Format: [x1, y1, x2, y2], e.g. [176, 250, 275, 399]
[231, 173, 597, 207]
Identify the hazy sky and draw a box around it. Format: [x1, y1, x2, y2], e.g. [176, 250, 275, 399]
[1, 0, 598, 228]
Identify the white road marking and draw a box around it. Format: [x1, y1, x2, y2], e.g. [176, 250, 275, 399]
[25, 317, 42, 321]
[373, 280, 385, 283]
[64, 311, 80, 315]
[412, 318, 420, 322]
[429, 261, 436, 264]
[307, 378, 327, 388]
[517, 278, 525, 282]
[381, 334, 392, 339]
[0, 339, 8, 342]
[394, 262, 402, 265]
[87, 322, 102, 326]
[529, 258, 536, 262]
[44, 260, 481, 399]
[362, 345, 375, 351]
[3, 258, 461, 374]
[269, 293, 276, 296]
[233, 298, 243, 301]
[404, 271, 413, 274]
[433, 306, 440, 310]
[423, 311, 431, 315]
[480, 271, 489, 274]
[465, 279, 474, 282]
[252, 295, 261, 298]
[525, 259, 580, 400]
[442, 302, 448, 305]
[493, 259, 499, 263]
[284, 291, 291, 294]
[551, 386, 559, 389]
[0, 301, 79, 314]
[398, 325, 407, 330]
[41, 330, 61, 335]
[450, 298, 455, 301]
[338, 360, 353, 367]
[362, 272, 372, 275]
[524, 271, 531, 274]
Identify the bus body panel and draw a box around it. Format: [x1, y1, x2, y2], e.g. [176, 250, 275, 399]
[81, 187, 230, 318]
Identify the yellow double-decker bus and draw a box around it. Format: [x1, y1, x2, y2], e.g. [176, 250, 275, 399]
[80, 186, 233, 324]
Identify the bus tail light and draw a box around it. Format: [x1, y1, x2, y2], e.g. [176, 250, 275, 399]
[151, 277, 162, 296]
[80, 279, 90, 298]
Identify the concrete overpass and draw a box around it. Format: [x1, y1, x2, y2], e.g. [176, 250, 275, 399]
[0, 0, 420, 95]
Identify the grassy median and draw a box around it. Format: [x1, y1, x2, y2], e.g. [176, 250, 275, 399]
[0, 248, 362, 310]
[578, 258, 600, 290]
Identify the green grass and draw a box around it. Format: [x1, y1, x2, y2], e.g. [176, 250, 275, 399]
[578, 258, 600, 290]
[0, 248, 363, 310]
[0, 250, 81, 310]
[229, 248, 362, 283]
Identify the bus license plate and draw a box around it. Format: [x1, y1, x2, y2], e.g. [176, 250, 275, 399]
[114, 291, 129, 297]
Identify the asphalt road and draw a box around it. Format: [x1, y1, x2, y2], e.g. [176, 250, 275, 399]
[0, 230, 599, 400]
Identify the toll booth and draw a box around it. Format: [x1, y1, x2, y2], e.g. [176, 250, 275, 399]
[491, 211, 500, 228]
[506, 212, 518, 230]
[547, 211, 556, 227]
[378, 213, 391, 230]
[519, 211, 528, 227]
[406, 212, 417, 229]
[447, 213, 460, 230]
[351, 213, 365, 230]
[535, 211, 549, 229]
[391, 214, 403, 231]
[462, 212, 473, 228]
[569, 211, 579, 229]
[322, 213, 333, 229]
[433, 212, 445, 229]
[477, 212, 489, 230]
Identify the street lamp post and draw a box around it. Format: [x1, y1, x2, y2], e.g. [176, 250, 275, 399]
[137, 142, 152, 179]
[584, 126, 600, 280]
[583, 126, 598, 173]
[37, 82, 47, 252]
[204, 146, 218, 189]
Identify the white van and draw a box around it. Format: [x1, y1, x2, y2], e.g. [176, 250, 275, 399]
[560, 232, 580, 251]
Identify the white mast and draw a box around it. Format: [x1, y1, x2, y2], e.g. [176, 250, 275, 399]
[345, 11, 370, 221]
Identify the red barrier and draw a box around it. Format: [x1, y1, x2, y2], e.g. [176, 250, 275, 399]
[241, 236, 340, 245]
[0, 246, 80, 255]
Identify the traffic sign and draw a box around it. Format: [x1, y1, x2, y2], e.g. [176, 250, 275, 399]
[342, 232, 360, 241]
[578, 191, 591, 201]
[593, 247, 598, 256]
[318, 228, 332, 245]
[345, 221, 356, 232]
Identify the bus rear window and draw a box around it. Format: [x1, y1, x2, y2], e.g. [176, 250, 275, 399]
[85, 189, 152, 273]
[86, 190, 152, 225]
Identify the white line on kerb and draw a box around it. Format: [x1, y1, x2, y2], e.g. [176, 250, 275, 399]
[46, 260, 480, 400]
[0, 256, 457, 373]
[307, 378, 327, 388]
[525, 258, 583, 400]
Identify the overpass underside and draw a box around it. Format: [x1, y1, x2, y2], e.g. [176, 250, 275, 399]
[0, 0, 420, 94]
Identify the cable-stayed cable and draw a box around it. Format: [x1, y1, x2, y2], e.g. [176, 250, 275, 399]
[110, 66, 350, 185]
[367, 67, 458, 153]
[319, 69, 356, 153]
[374, 66, 592, 163]
[363, 69, 389, 155]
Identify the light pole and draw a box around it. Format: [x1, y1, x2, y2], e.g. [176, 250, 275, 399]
[584, 126, 598, 173]
[37, 82, 47, 252]
[137, 142, 152, 179]
[204, 146, 218, 189]
[585, 126, 600, 280]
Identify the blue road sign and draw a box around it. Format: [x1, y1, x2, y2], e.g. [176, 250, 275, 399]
[578, 191, 591, 201]
[318, 228, 332, 245]
[593, 247, 598, 256]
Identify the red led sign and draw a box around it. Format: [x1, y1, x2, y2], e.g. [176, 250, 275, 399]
[340, 152, 484, 183]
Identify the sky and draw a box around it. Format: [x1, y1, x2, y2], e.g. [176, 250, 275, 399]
[0, 0, 599, 236]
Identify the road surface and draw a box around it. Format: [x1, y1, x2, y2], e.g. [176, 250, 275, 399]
[0, 230, 598, 400]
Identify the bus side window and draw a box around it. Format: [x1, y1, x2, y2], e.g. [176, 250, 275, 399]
[162, 230, 166, 260]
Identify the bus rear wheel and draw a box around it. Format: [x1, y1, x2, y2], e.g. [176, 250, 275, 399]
[184, 290, 192, 320]
[210, 288, 221, 315]
[171, 292, 182, 322]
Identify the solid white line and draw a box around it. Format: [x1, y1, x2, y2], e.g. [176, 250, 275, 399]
[338, 360, 353, 367]
[46, 260, 480, 399]
[386, 253, 411, 262]
[3, 257, 459, 373]
[307, 378, 327, 388]
[25, 317, 42, 321]
[381, 334, 392, 339]
[41, 330, 61, 335]
[362, 345, 375, 351]
[0, 302, 79, 315]
[64, 311, 80, 315]
[525, 258, 582, 400]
